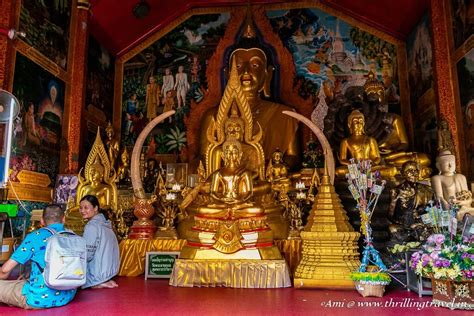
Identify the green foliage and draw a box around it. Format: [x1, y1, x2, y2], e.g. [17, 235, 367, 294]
[165, 127, 187, 153]
[350, 272, 391, 285]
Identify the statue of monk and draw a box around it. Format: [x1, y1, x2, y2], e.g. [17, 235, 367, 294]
[200, 46, 300, 168]
[199, 139, 263, 219]
[336, 110, 397, 179]
[431, 150, 474, 220]
[389, 161, 434, 242]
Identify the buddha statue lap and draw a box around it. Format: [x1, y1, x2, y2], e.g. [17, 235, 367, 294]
[431, 150, 474, 220]
[336, 109, 397, 179]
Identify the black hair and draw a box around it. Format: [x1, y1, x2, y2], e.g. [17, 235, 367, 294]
[80, 195, 109, 220]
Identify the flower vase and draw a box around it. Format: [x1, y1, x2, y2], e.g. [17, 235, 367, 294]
[431, 278, 474, 310]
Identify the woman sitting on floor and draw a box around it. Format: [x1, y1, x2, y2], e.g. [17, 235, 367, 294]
[79, 195, 119, 289]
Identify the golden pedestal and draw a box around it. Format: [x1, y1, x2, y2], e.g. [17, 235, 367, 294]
[169, 259, 291, 288]
[294, 170, 360, 289]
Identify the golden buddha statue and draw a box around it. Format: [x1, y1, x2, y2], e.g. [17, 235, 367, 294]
[105, 121, 120, 170]
[117, 147, 131, 184]
[336, 109, 397, 179]
[207, 104, 261, 175]
[266, 148, 291, 192]
[199, 139, 264, 219]
[199, 18, 300, 168]
[364, 71, 431, 179]
[65, 129, 118, 233]
[178, 50, 288, 243]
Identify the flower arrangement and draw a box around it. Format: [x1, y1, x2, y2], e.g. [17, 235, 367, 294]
[410, 233, 473, 281]
[350, 271, 392, 285]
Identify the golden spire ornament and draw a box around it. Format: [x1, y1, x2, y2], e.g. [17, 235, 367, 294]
[294, 159, 361, 289]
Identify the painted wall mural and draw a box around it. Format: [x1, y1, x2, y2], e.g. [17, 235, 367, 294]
[406, 13, 436, 160]
[457, 48, 474, 180]
[11, 53, 65, 182]
[121, 13, 230, 156]
[266, 8, 399, 116]
[19, 0, 71, 69]
[451, 0, 474, 50]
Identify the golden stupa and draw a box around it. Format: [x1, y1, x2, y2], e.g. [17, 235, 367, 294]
[294, 162, 360, 289]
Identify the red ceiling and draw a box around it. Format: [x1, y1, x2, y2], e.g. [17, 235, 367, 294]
[88, 0, 430, 57]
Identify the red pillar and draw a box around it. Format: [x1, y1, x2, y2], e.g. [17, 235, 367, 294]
[62, 1, 90, 173]
[430, 0, 466, 171]
[0, 0, 16, 90]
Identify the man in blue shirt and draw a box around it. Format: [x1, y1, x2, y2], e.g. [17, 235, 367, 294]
[0, 205, 76, 309]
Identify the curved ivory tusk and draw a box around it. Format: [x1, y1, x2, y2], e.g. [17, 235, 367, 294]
[282, 110, 335, 184]
[131, 110, 176, 198]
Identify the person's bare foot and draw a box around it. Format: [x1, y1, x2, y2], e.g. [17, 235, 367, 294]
[92, 280, 118, 289]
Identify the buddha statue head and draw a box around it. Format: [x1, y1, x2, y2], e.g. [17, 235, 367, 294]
[347, 110, 365, 136]
[221, 139, 243, 168]
[401, 161, 419, 183]
[89, 157, 105, 184]
[436, 150, 456, 175]
[224, 105, 245, 141]
[272, 148, 284, 164]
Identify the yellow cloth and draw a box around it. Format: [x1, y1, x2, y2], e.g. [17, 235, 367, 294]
[169, 259, 291, 288]
[119, 239, 187, 276]
[274, 239, 302, 275]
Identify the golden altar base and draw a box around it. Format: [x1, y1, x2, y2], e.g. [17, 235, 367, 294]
[118, 238, 302, 277]
[119, 239, 187, 276]
[169, 259, 291, 288]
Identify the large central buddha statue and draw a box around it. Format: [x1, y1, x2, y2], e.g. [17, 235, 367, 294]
[199, 16, 300, 168]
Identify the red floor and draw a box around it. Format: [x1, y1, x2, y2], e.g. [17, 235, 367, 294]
[0, 277, 470, 316]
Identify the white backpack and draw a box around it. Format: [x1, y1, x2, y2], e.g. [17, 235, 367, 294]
[42, 228, 87, 290]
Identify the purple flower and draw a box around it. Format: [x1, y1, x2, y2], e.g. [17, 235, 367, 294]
[461, 253, 469, 259]
[442, 260, 451, 268]
[421, 254, 431, 267]
[430, 251, 439, 260]
[463, 270, 473, 279]
[434, 260, 443, 267]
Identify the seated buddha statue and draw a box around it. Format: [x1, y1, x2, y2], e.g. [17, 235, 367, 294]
[336, 109, 397, 179]
[431, 150, 474, 220]
[364, 71, 431, 179]
[208, 105, 261, 175]
[199, 139, 264, 219]
[66, 130, 118, 233]
[199, 20, 300, 169]
[266, 148, 291, 190]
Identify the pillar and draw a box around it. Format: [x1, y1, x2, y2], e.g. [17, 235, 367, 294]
[62, 0, 91, 173]
[430, 0, 466, 171]
[0, 0, 16, 90]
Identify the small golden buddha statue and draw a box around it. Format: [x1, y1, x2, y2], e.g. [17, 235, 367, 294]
[208, 105, 260, 174]
[266, 148, 291, 192]
[105, 121, 120, 170]
[431, 150, 474, 220]
[65, 130, 118, 233]
[199, 18, 300, 168]
[336, 109, 397, 179]
[437, 119, 455, 154]
[364, 71, 431, 179]
[199, 139, 264, 219]
[117, 147, 131, 185]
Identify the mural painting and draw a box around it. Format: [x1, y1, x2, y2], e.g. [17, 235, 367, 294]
[19, 0, 71, 69]
[266, 8, 399, 131]
[11, 53, 65, 183]
[457, 48, 474, 181]
[121, 13, 230, 158]
[451, 0, 474, 49]
[406, 13, 436, 160]
[83, 35, 116, 158]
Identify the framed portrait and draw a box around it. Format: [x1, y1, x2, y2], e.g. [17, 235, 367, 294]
[165, 163, 188, 188]
[53, 174, 79, 204]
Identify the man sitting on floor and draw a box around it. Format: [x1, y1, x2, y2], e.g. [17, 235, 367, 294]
[0, 205, 76, 309]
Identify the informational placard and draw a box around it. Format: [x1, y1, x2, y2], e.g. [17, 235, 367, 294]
[144, 251, 180, 280]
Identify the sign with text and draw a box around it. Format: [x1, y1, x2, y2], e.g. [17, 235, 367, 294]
[145, 251, 180, 279]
